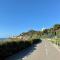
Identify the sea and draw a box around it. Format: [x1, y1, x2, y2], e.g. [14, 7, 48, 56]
[0, 38, 9, 41]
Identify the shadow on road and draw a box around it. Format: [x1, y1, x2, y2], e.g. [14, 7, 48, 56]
[6, 39, 42, 60]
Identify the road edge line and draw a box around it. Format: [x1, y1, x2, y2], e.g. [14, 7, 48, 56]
[52, 43, 60, 52]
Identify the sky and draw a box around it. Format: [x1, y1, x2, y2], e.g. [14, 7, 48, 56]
[0, 0, 60, 38]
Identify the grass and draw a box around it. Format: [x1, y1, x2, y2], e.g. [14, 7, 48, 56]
[49, 38, 60, 46]
[0, 38, 41, 60]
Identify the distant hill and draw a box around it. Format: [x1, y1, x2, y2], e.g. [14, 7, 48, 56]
[10, 24, 60, 41]
[19, 24, 60, 38]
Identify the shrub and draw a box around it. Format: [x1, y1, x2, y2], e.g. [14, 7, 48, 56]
[0, 38, 41, 60]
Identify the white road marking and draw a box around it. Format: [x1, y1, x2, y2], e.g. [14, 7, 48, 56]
[52, 43, 60, 52]
[45, 41, 48, 56]
[45, 47, 48, 56]
[47, 38, 60, 52]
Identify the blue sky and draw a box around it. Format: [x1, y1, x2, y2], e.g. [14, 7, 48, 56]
[0, 0, 60, 38]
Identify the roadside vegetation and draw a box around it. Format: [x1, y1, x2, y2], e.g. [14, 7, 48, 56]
[49, 38, 60, 46]
[41, 24, 60, 47]
[0, 38, 41, 60]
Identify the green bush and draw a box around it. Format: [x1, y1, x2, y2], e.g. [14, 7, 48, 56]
[0, 38, 41, 60]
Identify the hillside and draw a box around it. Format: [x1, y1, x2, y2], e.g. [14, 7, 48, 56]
[14, 24, 60, 39]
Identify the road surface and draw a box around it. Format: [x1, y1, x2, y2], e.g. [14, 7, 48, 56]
[6, 39, 60, 60]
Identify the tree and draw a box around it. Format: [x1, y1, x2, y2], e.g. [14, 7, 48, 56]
[53, 24, 60, 30]
[43, 29, 48, 34]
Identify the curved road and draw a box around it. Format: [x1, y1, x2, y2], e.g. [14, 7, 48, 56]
[6, 39, 60, 60]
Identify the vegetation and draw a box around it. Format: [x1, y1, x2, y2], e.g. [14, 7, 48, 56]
[49, 38, 60, 46]
[41, 24, 60, 46]
[0, 38, 41, 60]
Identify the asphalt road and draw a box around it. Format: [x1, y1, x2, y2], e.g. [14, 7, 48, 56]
[6, 39, 60, 60]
